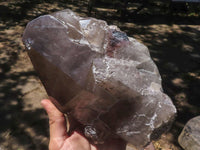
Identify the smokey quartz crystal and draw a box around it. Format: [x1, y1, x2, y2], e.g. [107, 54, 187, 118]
[22, 9, 176, 149]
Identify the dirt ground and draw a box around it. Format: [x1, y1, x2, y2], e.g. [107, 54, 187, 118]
[0, 0, 200, 150]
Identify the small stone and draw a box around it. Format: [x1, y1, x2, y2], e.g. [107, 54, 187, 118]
[22, 9, 176, 149]
[178, 116, 200, 150]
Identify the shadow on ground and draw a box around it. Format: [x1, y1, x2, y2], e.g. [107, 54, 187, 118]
[0, 0, 199, 149]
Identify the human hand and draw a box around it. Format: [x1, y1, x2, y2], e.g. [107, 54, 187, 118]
[41, 99, 97, 150]
[41, 99, 155, 150]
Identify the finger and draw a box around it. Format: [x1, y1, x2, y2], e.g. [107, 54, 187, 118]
[67, 114, 84, 135]
[144, 142, 155, 150]
[64, 132, 97, 150]
[90, 144, 97, 150]
[41, 99, 68, 139]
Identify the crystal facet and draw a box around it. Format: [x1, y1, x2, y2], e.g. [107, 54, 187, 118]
[22, 9, 176, 148]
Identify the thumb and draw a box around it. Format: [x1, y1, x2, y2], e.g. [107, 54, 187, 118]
[41, 99, 68, 140]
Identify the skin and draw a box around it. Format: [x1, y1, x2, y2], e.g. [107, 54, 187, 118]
[41, 99, 155, 150]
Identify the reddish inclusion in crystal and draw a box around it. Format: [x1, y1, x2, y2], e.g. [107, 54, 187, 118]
[106, 30, 129, 57]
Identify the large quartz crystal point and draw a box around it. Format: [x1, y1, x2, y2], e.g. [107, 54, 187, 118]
[22, 9, 176, 149]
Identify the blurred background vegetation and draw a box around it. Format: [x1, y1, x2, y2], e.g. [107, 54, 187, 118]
[0, 0, 200, 149]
